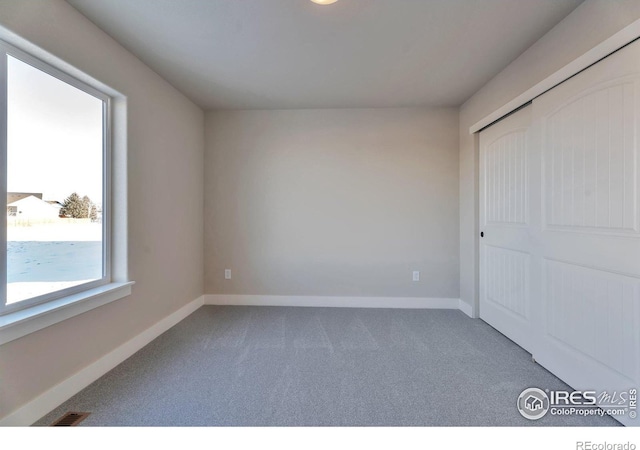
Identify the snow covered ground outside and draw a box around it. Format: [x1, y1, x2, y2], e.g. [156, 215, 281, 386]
[7, 222, 102, 304]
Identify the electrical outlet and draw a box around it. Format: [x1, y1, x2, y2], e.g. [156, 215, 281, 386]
[225, 269, 231, 280]
[412, 271, 420, 282]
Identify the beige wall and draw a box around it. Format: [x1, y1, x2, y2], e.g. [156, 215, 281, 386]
[205, 108, 459, 299]
[0, 0, 204, 419]
[459, 0, 640, 314]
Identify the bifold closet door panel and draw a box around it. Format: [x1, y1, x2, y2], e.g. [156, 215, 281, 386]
[479, 105, 535, 353]
[530, 38, 640, 426]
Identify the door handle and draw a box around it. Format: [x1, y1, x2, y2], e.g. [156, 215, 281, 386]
[481, 231, 484, 238]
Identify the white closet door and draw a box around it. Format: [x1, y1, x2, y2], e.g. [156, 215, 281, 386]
[479, 106, 534, 352]
[530, 39, 640, 425]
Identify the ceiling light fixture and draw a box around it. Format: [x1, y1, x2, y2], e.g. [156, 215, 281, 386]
[310, 0, 339, 5]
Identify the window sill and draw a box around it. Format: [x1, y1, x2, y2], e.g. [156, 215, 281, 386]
[0, 281, 134, 346]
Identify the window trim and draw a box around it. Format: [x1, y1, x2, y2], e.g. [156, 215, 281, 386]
[0, 38, 115, 316]
[0, 281, 134, 346]
[0, 41, 7, 315]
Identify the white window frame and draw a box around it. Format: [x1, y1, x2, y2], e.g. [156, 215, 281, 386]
[0, 38, 132, 345]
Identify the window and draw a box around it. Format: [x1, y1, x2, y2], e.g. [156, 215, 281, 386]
[1, 41, 112, 316]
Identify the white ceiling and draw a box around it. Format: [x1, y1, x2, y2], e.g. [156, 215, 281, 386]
[66, 0, 583, 110]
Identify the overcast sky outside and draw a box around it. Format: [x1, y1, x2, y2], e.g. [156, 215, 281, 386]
[7, 55, 103, 204]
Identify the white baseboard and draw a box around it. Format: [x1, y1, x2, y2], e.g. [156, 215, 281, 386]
[205, 294, 462, 310]
[0, 295, 205, 427]
[458, 299, 474, 318]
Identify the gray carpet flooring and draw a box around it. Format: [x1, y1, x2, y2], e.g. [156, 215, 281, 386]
[34, 306, 619, 426]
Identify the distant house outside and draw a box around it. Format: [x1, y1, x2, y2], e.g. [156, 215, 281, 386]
[7, 195, 60, 223]
[7, 192, 43, 204]
[45, 200, 63, 216]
